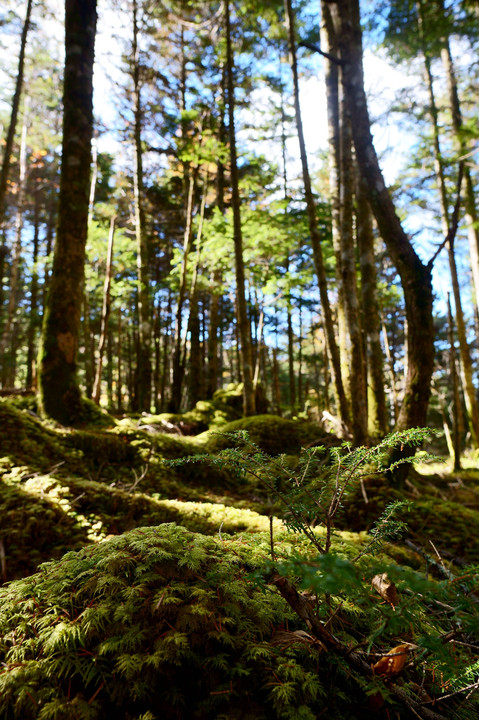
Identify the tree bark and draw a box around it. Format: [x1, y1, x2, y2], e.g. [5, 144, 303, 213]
[38, 0, 97, 424]
[285, 0, 350, 429]
[0, 0, 33, 232]
[355, 171, 388, 436]
[225, 0, 255, 415]
[132, 0, 151, 412]
[26, 185, 40, 390]
[417, 3, 479, 446]
[333, 0, 434, 447]
[92, 215, 115, 404]
[0, 99, 29, 386]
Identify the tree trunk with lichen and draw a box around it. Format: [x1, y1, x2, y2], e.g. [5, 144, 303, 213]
[38, 0, 97, 425]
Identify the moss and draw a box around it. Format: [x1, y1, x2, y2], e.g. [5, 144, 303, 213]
[0, 400, 71, 471]
[0, 482, 88, 582]
[0, 525, 355, 720]
[65, 429, 139, 466]
[200, 414, 337, 456]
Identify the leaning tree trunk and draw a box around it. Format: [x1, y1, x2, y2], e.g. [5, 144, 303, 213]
[225, 0, 256, 416]
[38, 0, 97, 424]
[332, 0, 434, 465]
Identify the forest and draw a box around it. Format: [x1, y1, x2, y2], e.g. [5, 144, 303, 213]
[0, 0, 479, 718]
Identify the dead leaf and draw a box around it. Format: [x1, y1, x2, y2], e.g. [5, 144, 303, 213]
[371, 573, 399, 608]
[372, 643, 410, 676]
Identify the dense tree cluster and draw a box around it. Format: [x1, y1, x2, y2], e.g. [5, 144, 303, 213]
[0, 0, 478, 459]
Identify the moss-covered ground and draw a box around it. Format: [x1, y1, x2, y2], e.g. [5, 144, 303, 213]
[1, 394, 478, 719]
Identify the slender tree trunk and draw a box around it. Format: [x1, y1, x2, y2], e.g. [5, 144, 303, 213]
[0, 100, 29, 386]
[0, 0, 33, 232]
[338, 100, 368, 442]
[287, 300, 296, 412]
[225, 0, 255, 415]
[447, 294, 462, 470]
[320, 2, 348, 389]
[26, 188, 40, 390]
[417, 10, 479, 446]
[132, 0, 151, 412]
[207, 274, 221, 397]
[92, 215, 115, 404]
[170, 171, 196, 411]
[117, 308, 123, 413]
[83, 293, 94, 399]
[438, 14, 479, 324]
[333, 0, 434, 450]
[38, 0, 97, 424]
[356, 171, 388, 436]
[285, 0, 350, 429]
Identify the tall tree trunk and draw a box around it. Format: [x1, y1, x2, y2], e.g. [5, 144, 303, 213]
[417, 7, 479, 446]
[82, 292, 94, 399]
[287, 299, 296, 412]
[26, 186, 40, 390]
[132, 0, 151, 412]
[170, 171, 196, 411]
[338, 99, 368, 442]
[437, 6, 479, 326]
[356, 171, 388, 436]
[38, 0, 97, 424]
[225, 0, 255, 415]
[0, 0, 33, 232]
[117, 308, 123, 413]
[285, 0, 350, 429]
[333, 0, 434, 452]
[92, 215, 115, 404]
[0, 100, 29, 386]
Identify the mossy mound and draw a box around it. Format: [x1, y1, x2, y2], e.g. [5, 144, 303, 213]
[200, 414, 337, 456]
[0, 481, 88, 582]
[0, 525, 360, 720]
[0, 400, 70, 470]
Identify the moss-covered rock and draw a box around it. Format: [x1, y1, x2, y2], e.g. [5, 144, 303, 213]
[0, 525, 357, 720]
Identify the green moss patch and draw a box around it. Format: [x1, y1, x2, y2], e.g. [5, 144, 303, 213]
[200, 414, 337, 456]
[0, 525, 349, 720]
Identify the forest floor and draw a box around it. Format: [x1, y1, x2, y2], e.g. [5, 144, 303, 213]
[1, 390, 478, 719]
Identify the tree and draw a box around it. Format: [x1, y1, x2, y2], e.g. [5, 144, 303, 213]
[331, 0, 435, 457]
[38, 0, 97, 424]
[225, 0, 256, 416]
[0, 0, 33, 232]
[284, 0, 350, 432]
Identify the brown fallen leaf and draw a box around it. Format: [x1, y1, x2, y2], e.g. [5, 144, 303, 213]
[371, 572, 400, 608]
[372, 643, 411, 677]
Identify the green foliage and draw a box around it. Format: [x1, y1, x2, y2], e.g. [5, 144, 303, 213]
[0, 525, 346, 720]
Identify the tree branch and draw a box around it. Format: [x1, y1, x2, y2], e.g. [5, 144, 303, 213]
[427, 161, 464, 270]
[298, 41, 343, 65]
